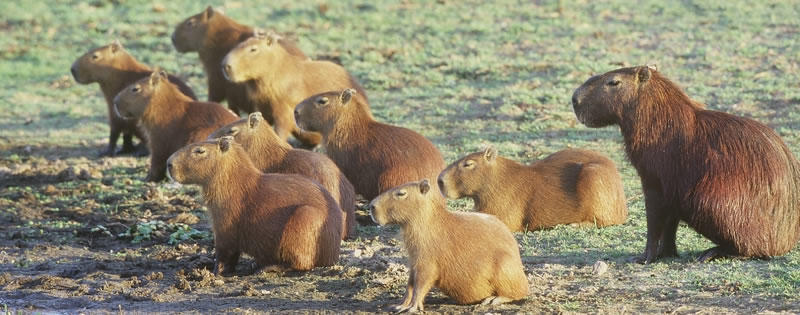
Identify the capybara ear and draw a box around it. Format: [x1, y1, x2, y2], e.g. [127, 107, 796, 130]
[340, 88, 356, 105]
[219, 136, 234, 153]
[149, 68, 164, 86]
[253, 28, 267, 39]
[638, 66, 652, 83]
[419, 179, 431, 195]
[204, 6, 215, 19]
[110, 39, 122, 53]
[483, 146, 497, 162]
[646, 64, 658, 72]
[248, 112, 263, 128]
[265, 31, 281, 46]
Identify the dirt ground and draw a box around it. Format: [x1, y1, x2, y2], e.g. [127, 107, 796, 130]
[0, 143, 798, 314]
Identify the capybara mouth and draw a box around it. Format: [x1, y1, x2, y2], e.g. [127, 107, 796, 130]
[222, 64, 234, 82]
[113, 103, 134, 120]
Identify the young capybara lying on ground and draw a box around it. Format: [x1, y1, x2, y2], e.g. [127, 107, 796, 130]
[222, 31, 367, 148]
[294, 89, 445, 200]
[167, 136, 342, 274]
[572, 65, 800, 263]
[208, 112, 357, 240]
[438, 147, 627, 232]
[71, 40, 197, 157]
[113, 70, 237, 182]
[171, 6, 306, 115]
[369, 179, 529, 312]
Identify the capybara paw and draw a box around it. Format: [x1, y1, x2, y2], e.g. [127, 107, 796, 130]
[259, 265, 289, 273]
[480, 296, 513, 306]
[144, 173, 164, 182]
[630, 255, 655, 264]
[116, 145, 137, 155]
[391, 304, 412, 313]
[697, 246, 728, 263]
[98, 147, 116, 157]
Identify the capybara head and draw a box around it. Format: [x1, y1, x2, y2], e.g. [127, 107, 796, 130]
[167, 136, 236, 185]
[112, 70, 166, 120]
[71, 40, 128, 84]
[437, 147, 498, 199]
[571, 65, 657, 127]
[171, 6, 218, 53]
[221, 29, 282, 83]
[294, 89, 357, 133]
[368, 180, 435, 226]
[208, 112, 268, 147]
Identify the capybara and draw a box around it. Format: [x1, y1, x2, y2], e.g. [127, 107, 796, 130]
[113, 70, 237, 182]
[208, 112, 357, 240]
[167, 136, 342, 274]
[294, 89, 445, 200]
[171, 6, 306, 115]
[222, 31, 367, 148]
[572, 65, 800, 263]
[368, 179, 528, 312]
[71, 40, 197, 157]
[438, 147, 627, 232]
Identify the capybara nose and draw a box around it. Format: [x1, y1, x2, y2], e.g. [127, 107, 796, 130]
[223, 64, 232, 78]
[70, 66, 77, 79]
[167, 161, 173, 173]
[437, 177, 445, 192]
[170, 34, 177, 46]
[294, 108, 300, 119]
[572, 93, 579, 106]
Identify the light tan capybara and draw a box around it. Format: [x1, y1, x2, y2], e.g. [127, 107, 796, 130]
[167, 136, 342, 275]
[572, 65, 800, 263]
[438, 147, 627, 232]
[222, 31, 367, 148]
[113, 70, 237, 182]
[294, 89, 445, 200]
[208, 112, 357, 240]
[369, 179, 528, 312]
[171, 6, 306, 115]
[70, 40, 197, 157]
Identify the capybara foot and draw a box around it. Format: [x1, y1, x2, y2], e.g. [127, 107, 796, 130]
[697, 246, 730, 262]
[116, 144, 137, 155]
[259, 265, 289, 273]
[393, 303, 422, 313]
[480, 296, 514, 306]
[98, 146, 116, 157]
[133, 144, 150, 157]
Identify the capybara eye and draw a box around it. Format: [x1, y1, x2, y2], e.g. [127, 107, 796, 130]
[249, 46, 258, 53]
[192, 147, 207, 155]
[607, 79, 621, 86]
[394, 190, 408, 199]
[91, 54, 100, 60]
[228, 127, 239, 135]
[132, 86, 141, 93]
[316, 97, 329, 106]
[463, 160, 476, 169]
[187, 19, 195, 26]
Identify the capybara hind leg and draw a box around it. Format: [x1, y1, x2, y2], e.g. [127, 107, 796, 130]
[117, 132, 137, 155]
[281, 206, 325, 271]
[697, 246, 732, 263]
[99, 126, 121, 157]
[480, 296, 514, 306]
[145, 153, 168, 182]
[214, 250, 241, 276]
[134, 143, 149, 157]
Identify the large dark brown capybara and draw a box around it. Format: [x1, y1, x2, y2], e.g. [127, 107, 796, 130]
[171, 6, 306, 115]
[208, 112, 357, 240]
[294, 89, 445, 200]
[368, 179, 529, 312]
[71, 41, 197, 156]
[438, 147, 627, 232]
[222, 31, 367, 148]
[167, 136, 342, 275]
[113, 70, 237, 182]
[572, 65, 800, 263]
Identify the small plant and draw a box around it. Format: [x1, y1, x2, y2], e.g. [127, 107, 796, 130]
[117, 220, 209, 244]
[119, 220, 169, 244]
[168, 223, 210, 245]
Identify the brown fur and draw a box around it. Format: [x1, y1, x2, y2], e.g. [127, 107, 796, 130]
[368, 180, 528, 312]
[113, 70, 237, 182]
[294, 89, 445, 200]
[172, 6, 306, 115]
[167, 137, 341, 274]
[71, 41, 197, 156]
[222, 32, 367, 148]
[572, 65, 800, 262]
[438, 147, 627, 232]
[208, 112, 357, 240]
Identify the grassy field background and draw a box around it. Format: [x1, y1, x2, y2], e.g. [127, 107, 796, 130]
[1, 0, 799, 313]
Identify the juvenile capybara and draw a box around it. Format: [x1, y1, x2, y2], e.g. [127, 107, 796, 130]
[438, 147, 627, 232]
[208, 112, 357, 240]
[167, 136, 342, 274]
[369, 180, 528, 312]
[71, 40, 197, 157]
[294, 89, 445, 200]
[113, 70, 237, 182]
[171, 6, 306, 115]
[222, 31, 367, 148]
[572, 65, 800, 262]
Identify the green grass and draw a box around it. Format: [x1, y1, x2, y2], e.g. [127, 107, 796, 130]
[1, 0, 799, 311]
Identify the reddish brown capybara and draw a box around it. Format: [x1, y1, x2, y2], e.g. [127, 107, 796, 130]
[70, 40, 197, 157]
[368, 179, 529, 312]
[572, 65, 800, 263]
[222, 31, 367, 148]
[113, 70, 237, 182]
[208, 112, 357, 240]
[294, 89, 445, 200]
[171, 6, 306, 115]
[166, 136, 342, 274]
[438, 147, 627, 232]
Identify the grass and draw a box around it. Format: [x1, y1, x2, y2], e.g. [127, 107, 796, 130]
[0, 0, 799, 312]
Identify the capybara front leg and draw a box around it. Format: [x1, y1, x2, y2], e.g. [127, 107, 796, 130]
[99, 125, 121, 157]
[392, 271, 415, 312]
[635, 186, 671, 264]
[399, 267, 436, 313]
[117, 132, 137, 155]
[213, 249, 241, 276]
[658, 215, 680, 259]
